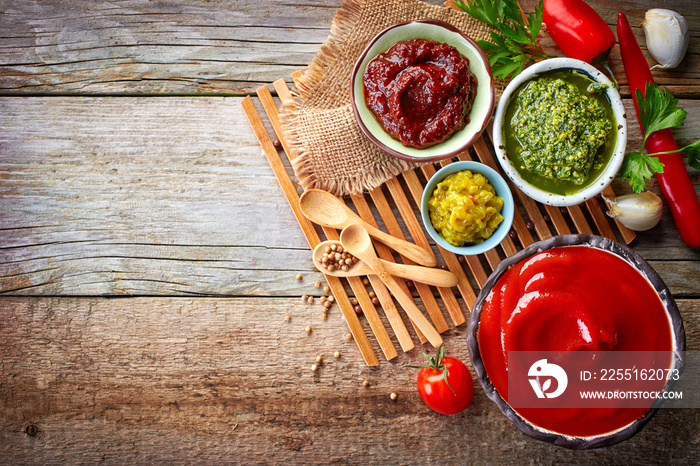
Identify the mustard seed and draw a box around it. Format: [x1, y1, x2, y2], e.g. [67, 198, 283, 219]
[305, 326, 312, 334]
[296, 274, 303, 281]
[362, 380, 370, 388]
[311, 364, 318, 372]
[368, 291, 376, 298]
[327, 295, 335, 303]
[344, 332, 352, 341]
[323, 285, 330, 293]
[315, 355, 323, 363]
[314, 280, 322, 288]
[390, 393, 398, 401]
[334, 351, 341, 359]
[307, 296, 314, 304]
[284, 314, 291, 322]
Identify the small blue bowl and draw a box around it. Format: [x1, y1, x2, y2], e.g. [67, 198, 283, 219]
[421, 161, 514, 255]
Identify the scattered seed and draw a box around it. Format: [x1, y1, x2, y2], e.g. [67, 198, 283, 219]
[311, 364, 318, 372]
[307, 296, 315, 304]
[314, 280, 322, 288]
[334, 351, 341, 359]
[273, 139, 282, 148]
[371, 297, 380, 306]
[322, 311, 328, 320]
[350, 298, 358, 306]
[324, 301, 332, 309]
[296, 273, 303, 281]
[406, 280, 414, 288]
[362, 278, 369, 286]
[327, 295, 335, 303]
[509, 229, 517, 239]
[526, 221, 535, 231]
[315, 355, 323, 363]
[319, 246, 358, 273]
[284, 314, 291, 322]
[301, 294, 308, 303]
[560, 207, 568, 215]
[354, 305, 362, 315]
[362, 380, 370, 388]
[390, 393, 398, 401]
[323, 285, 330, 293]
[320, 296, 327, 303]
[305, 326, 312, 334]
[344, 332, 352, 341]
[543, 214, 551, 223]
[368, 291, 376, 298]
[458, 255, 466, 263]
[439, 264, 448, 270]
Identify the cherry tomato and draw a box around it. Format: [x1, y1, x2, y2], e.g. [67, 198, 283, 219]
[408, 345, 474, 415]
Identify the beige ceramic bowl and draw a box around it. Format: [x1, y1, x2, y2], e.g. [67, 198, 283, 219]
[351, 19, 495, 163]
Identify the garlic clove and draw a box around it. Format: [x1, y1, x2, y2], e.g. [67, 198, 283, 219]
[641, 9, 689, 70]
[603, 191, 663, 232]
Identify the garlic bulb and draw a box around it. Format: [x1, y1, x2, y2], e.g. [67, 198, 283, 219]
[641, 9, 689, 70]
[603, 191, 663, 231]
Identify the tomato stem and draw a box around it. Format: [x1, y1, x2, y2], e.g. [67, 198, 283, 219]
[405, 345, 457, 396]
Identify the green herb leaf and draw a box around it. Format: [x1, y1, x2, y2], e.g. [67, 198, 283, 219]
[457, 0, 552, 80]
[637, 83, 687, 137]
[681, 140, 700, 170]
[620, 151, 665, 194]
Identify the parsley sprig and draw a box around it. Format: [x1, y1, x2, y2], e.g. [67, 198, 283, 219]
[455, 0, 553, 80]
[621, 83, 700, 193]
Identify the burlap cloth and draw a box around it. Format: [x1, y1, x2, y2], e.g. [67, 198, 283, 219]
[280, 0, 503, 197]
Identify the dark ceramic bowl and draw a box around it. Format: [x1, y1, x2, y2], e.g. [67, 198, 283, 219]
[350, 19, 495, 163]
[467, 234, 686, 449]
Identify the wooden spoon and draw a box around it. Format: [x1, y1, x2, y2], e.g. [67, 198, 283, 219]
[312, 241, 458, 288]
[340, 224, 443, 348]
[299, 189, 437, 267]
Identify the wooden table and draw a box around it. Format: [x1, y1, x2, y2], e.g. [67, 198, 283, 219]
[1, 0, 698, 463]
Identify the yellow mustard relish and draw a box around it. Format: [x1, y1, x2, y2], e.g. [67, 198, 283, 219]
[428, 170, 504, 247]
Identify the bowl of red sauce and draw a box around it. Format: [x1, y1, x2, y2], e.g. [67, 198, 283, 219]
[468, 234, 685, 449]
[351, 19, 495, 162]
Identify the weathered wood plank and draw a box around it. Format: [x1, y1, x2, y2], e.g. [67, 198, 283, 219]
[0, 0, 698, 95]
[0, 296, 698, 463]
[1, 96, 698, 296]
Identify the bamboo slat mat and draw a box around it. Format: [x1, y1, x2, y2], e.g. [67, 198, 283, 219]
[242, 77, 635, 366]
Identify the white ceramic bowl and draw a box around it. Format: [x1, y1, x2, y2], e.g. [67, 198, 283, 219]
[492, 58, 627, 207]
[351, 19, 495, 163]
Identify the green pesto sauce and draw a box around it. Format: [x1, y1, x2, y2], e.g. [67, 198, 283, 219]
[504, 70, 617, 195]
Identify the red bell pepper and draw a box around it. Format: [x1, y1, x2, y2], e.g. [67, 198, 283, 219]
[543, 0, 616, 64]
[618, 13, 700, 249]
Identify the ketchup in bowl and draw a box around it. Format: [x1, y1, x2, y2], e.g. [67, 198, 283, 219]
[469, 235, 684, 448]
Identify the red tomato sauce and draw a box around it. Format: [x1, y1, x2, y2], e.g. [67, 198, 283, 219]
[363, 39, 477, 149]
[479, 246, 673, 437]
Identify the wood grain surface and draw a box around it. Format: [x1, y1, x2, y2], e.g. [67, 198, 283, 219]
[1, 297, 699, 464]
[1, 0, 699, 463]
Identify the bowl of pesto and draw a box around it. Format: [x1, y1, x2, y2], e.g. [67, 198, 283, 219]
[492, 58, 627, 206]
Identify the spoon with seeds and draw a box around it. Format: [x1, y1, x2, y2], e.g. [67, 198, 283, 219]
[299, 189, 437, 267]
[313, 240, 458, 288]
[340, 223, 443, 348]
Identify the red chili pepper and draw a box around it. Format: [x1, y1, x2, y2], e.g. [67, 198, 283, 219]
[618, 13, 700, 249]
[543, 0, 616, 64]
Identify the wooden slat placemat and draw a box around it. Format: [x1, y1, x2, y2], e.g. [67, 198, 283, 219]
[243, 78, 635, 366]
